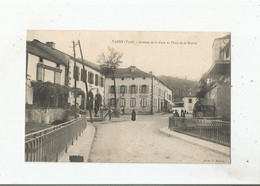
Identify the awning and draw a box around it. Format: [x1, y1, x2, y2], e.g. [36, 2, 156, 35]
[164, 98, 174, 106]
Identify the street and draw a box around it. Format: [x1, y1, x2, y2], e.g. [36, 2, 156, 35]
[88, 114, 230, 163]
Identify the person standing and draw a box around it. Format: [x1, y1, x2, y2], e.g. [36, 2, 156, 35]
[131, 109, 136, 121]
[104, 107, 112, 120]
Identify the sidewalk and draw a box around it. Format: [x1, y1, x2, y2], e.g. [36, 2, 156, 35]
[58, 124, 96, 162]
[160, 127, 230, 157]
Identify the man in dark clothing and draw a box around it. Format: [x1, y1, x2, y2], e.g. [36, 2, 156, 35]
[131, 109, 136, 121]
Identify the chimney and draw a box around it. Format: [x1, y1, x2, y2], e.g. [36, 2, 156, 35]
[46, 42, 55, 48]
[149, 71, 153, 75]
[130, 66, 136, 72]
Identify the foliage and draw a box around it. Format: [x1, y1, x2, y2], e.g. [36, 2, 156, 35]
[196, 74, 230, 99]
[158, 75, 199, 98]
[30, 81, 83, 109]
[97, 46, 123, 76]
[196, 78, 208, 99]
[97, 47, 123, 117]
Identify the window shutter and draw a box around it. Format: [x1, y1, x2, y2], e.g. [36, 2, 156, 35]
[147, 85, 149, 93]
[125, 85, 127, 93]
[88, 72, 90, 83]
[81, 69, 83, 81]
[139, 85, 142, 93]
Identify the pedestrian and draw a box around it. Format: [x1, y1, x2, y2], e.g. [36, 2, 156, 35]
[131, 109, 136, 121]
[121, 107, 125, 115]
[104, 107, 112, 120]
[181, 109, 184, 117]
[175, 109, 180, 117]
[182, 110, 186, 118]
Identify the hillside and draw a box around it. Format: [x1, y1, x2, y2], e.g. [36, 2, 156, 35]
[158, 75, 199, 98]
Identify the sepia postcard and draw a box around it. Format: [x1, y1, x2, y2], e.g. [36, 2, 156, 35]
[25, 31, 231, 163]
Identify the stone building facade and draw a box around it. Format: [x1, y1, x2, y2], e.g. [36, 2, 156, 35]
[203, 35, 231, 120]
[105, 66, 173, 114]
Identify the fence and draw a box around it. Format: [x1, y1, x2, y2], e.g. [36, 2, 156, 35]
[169, 117, 230, 146]
[25, 116, 87, 162]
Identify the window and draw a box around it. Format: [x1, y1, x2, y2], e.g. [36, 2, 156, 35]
[95, 74, 99, 86]
[120, 85, 127, 93]
[88, 72, 94, 84]
[81, 69, 87, 82]
[109, 98, 115, 106]
[129, 85, 137, 94]
[120, 98, 126, 107]
[74, 66, 79, 80]
[189, 98, 192, 103]
[140, 85, 148, 94]
[130, 98, 136, 107]
[101, 77, 104, 87]
[54, 71, 61, 84]
[109, 85, 115, 93]
[37, 65, 44, 81]
[140, 98, 147, 108]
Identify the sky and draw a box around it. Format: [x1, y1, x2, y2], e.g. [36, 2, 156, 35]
[27, 31, 229, 81]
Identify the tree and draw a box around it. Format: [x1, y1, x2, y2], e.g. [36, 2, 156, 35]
[196, 78, 208, 99]
[97, 47, 123, 117]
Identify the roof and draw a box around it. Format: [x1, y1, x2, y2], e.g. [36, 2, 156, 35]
[182, 90, 197, 97]
[194, 99, 215, 107]
[27, 39, 102, 72]
[27, 40, 69, 66]
[107, 66, 153, 78]
[107, 66, 173, 91]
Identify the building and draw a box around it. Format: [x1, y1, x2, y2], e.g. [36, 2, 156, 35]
[104, 66, 173, 114]
[197, 35, 231, 120]
[26, 39, 105, 124]
[182, 90, 197, 113]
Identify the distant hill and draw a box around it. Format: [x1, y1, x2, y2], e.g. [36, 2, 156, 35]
[158, 75, 199, 98]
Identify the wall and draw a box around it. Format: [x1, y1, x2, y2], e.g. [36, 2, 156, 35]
[27, 53, 66, 85]
[25, 108, 67, 125]
[68, 59, 105, 107]
[105, 77, 152, 114]
[153, 78, 173, 113]
[183, 97, 197, 113]
[27, 53, 38, 81]
[206, 83, 231, 121]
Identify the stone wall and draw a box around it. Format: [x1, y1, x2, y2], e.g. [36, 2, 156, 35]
[25, 108, 67, 125]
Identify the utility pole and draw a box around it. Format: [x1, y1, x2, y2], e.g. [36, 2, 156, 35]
[73, 41, 77, 119]
[78, 40, 93, 123]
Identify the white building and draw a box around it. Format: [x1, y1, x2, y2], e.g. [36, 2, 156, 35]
[105, 66, 173, 114]
[182, 90, 197, 113]
[26, 39, 105, 114]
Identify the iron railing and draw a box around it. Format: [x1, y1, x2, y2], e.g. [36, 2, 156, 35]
[169, 117, 230, 146]
[25, 116, 87, 162]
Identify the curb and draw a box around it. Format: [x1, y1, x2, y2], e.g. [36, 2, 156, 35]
[85, 124, 96, 162]
[58, 124, 96, 163]
[159, 127, 230, 157]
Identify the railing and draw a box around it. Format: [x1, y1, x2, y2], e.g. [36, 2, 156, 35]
[169, 117, 230, 147]
[25, 116, 87, 162]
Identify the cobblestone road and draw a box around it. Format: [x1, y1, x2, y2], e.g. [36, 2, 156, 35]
[88, 114, 230, 163]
